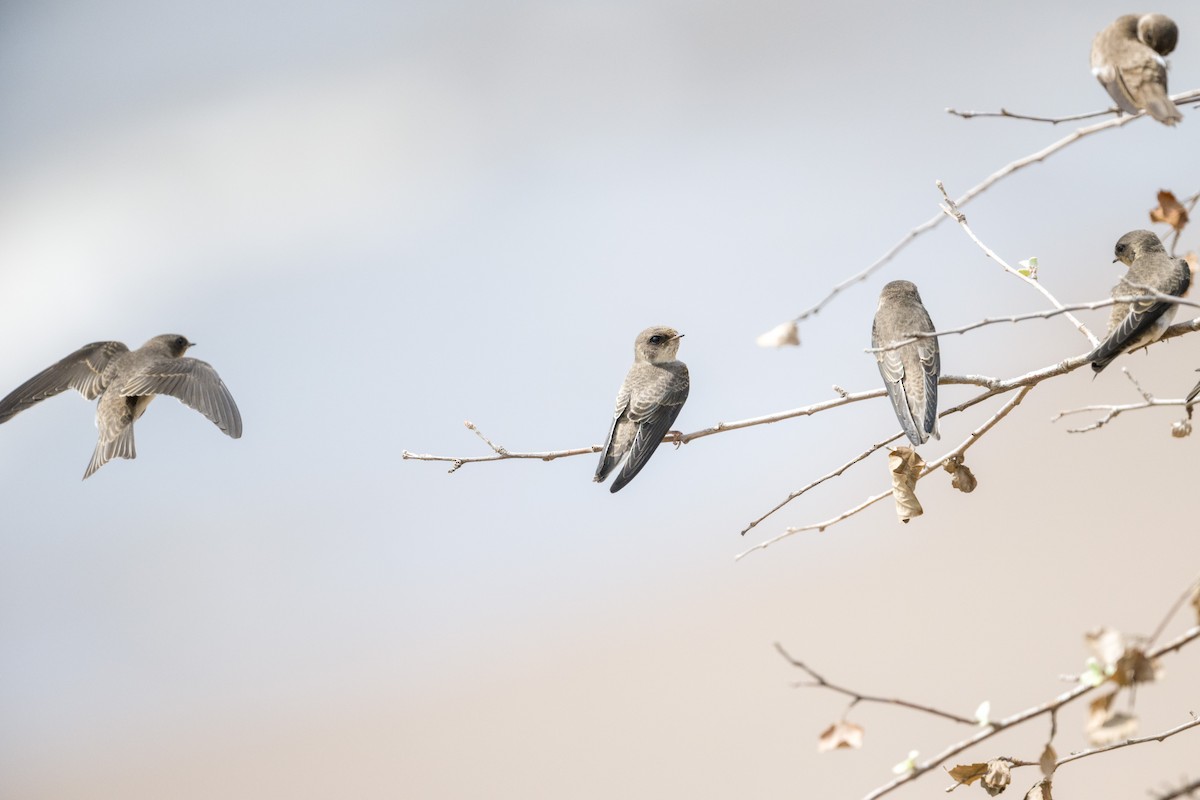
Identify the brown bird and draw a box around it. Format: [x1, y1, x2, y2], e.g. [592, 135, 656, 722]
[1091, 13, 1182, 125]
[0, 334, 242, 478]
[594, 326, 689, 493]
[1085, 230, 1191, 373]
[872, 280, 940, 447]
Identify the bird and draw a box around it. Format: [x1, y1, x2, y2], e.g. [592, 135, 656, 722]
[1091, 13, 1182, 125]
[1085, 230, 1191, 373]
[872, 280, 940, 447]
[594, 326, 689, 493]
[0, 334, 242, 479]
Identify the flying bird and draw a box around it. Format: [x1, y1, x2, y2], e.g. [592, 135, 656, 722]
[872, 280, 940, 447]
[0, 334, 242, 479]
[1086, 230, 1191, 373]
[1091, 13, 1182, 125]
[594, 326, 689, 493]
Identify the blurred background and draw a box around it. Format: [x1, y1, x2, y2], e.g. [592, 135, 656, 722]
[1, 1, 1198, 797]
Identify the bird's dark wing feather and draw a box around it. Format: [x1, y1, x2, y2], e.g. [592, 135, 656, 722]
[917, 337, 940, 441]
[876, 348, 922, 446]
[609, 374, 689, 493]
[0, 341, 128, 423]
[121, 357, 243, 438]
[1089, 264, 1189, 373]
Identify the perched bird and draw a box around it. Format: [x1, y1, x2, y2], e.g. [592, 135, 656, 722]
[1086, 230, 1191, 373]
[1091, 13, 1182, 125]
[872, 280, 940, 447]
[0, 334, 242, 479]
[594, 326, 689, 493]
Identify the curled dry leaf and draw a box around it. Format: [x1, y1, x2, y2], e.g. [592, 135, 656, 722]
[1172, 418, 1193, 437]
[947, 762, 989, 787]
[817, 720, 864, 752]
[943, 455, 977, 493]
[888, 447, 925, 523]
[1149, 190, 1189, 234]
[1086, 691, 1138, 745]
[1024, 779, 1053, 800]
[1085, 627, 1125, 670]
[982, 759, 1013, 796]
[755, 320, 800, 348]
[1038, 744, 1057, 779]
[1113, 647, 1162, 687]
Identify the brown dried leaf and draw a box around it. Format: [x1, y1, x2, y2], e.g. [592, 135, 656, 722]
[1186, 251, 1198, 279]
[947, 762, 989, 787]
[1086, 690, 1138, 745]
[1112, 647, 1162, 687]
[1150, 190, 1189, 233]
[943, 456, 977, 493]
[817, 720, 864, 752]
[1085, 627, 1124, 670]
[888, 447, 925, 523]
[982, 759, 1013, 796]
[1024, 779, 1053, 800]
[755, 320, 800, 347]
[1038, 744, 1057, 778]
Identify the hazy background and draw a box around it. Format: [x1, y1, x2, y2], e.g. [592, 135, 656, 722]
[1, 1, 1198, 797]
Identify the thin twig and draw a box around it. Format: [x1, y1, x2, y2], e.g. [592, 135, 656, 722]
[736, 385, 1034, 560]
[945, 106, 1118, 124]
[1148, 573, 1200, 649]
[1155, 775, 1200, 800]
[778, 99, 1174, 328]
[860, 625, 1200, 800]
[775, 643, 977, 726]
[937, 180, 1096, 345]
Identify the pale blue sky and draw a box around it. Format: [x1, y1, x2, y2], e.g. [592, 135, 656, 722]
[1, 2, 1198, 797]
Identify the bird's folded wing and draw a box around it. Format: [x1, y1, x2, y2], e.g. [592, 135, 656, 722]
[609, 378, 688, 491]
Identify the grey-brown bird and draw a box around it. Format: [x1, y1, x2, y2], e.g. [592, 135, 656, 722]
[1091, 13, 1182, 125]
[1086, 230, 1191, 373]
[594, 326, 689, 493]
[872, 280, 940, 447]
[0, 334, 242, 479]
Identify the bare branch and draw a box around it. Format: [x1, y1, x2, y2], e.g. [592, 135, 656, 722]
[865, 295, 1200, 354]
[775, 94, 1186, 330]
[860, 624, 1200, 800]
[944, 88, 1200, 125]
[774, 643, 978, 726]
[936, 180, 1097, 345]
[1155, 776, 1200, 800]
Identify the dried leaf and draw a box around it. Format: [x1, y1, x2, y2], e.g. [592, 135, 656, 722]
[1085, 627, 1124, 670]
[1112, 647, 1162, 687]
[1172, 419, 1192, 438]
[888, 447, 925, 523]
[948, 762, 989, 787]
[1038, 744, 1057, 778]
[1186, 251, 1198, 279]
[1087, 710, 1138, 746]
[817, 720, 864, 752]
[756, 320, 800, 347]
[982, 759, 1013, 796]
[943, 456, 977, 493]
[1087, 691, 1115, 729]
[1024, 779, 1053, 800]
[974, 700, 991, 726]
[1149, 190, 1189, 234]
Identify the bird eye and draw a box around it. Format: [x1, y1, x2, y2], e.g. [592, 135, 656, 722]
[175, 337, 187, 349]
[648, 335, 663, 345]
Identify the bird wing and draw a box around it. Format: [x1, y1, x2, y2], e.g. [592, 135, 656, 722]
[608, 367, 689, 493]
[915, 336, 940, 442]
[594, 379, 633, 483]
[120, 357, 243, 438]
[1092, 61, 1143, 115]
[1089, 259, 1190, 373]
[0, 341, 129, 424]
[876, 347, 923, 446]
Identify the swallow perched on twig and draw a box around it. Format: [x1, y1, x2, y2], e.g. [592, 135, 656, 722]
[1086, 230, 1191, 373]
[872, 280, 940, 447]
[1091, 13, 1182, 125]
[594, 326, 689, 493]
[0, 334, 242, 478]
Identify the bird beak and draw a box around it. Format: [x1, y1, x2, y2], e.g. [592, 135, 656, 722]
[1112, 258, 1119, 263]
[672, 333, 685, 341]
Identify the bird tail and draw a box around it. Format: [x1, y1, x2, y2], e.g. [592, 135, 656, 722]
[1143, 87, 1183, 125]
[84, 426, 136, 480]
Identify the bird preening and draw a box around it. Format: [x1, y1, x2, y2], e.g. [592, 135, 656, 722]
[594, 326, 690, 493]
[0, 334, 242, 479]
[1091, 13, 1183, 125]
